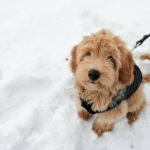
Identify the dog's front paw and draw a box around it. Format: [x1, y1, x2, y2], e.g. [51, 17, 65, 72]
[92, 122, 114, 137]
[78, 110, 92, 121]
[127, 112, 139, 125]
[92, 123, 104, 137]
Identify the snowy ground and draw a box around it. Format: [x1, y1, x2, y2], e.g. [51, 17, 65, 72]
[0, 0, 150, 150]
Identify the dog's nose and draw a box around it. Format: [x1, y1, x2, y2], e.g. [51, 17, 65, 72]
[88, 69, 100, 81]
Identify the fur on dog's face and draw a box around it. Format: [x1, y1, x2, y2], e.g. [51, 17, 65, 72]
[70, 29, 135, 92]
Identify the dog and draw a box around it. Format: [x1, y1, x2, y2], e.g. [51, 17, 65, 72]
[70, 29, 150, 137]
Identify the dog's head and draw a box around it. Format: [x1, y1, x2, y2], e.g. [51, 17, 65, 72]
[70, 29, 134, 92]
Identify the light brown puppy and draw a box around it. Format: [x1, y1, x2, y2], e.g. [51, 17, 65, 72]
[70, 29, 149, 137]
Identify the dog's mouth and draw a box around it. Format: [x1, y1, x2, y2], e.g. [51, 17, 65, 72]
[91, 80, 95, 84]
[80, 80, 106, 91]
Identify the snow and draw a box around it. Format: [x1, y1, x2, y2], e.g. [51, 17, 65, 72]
[0, 0, 150, 149]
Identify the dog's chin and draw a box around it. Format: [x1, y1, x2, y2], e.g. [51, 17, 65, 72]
[80, 81, 109, 92]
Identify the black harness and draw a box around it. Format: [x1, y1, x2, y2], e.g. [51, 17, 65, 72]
[80, 64, 143, 114]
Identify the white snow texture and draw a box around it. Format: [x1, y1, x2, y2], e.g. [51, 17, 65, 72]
[0, 0, 150, 150]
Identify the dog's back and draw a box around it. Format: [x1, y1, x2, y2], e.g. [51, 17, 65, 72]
[140, 54, 150, 83]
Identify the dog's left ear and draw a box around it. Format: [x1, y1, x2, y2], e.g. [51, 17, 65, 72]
[119, 50, 134, 85]
[70, 46, 77, 74]
[113, 36, 135, 85]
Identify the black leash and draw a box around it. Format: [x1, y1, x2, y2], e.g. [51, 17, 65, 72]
[132, 33, 150, 51]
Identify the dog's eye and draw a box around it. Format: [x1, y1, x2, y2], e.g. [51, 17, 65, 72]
[107, 56, 114, 61]
[86, 52, 91, 57]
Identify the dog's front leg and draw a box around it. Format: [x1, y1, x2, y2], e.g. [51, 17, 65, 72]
[75, 88, 93, 121]
[92, 101, 128, 137]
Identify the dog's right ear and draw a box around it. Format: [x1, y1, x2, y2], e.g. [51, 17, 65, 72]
[70, 46, 77, 74]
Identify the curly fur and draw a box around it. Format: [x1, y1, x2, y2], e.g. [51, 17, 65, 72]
[70, 29, 146, 137]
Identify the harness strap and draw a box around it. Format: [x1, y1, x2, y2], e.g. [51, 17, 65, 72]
[125, 65, 142, 99]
